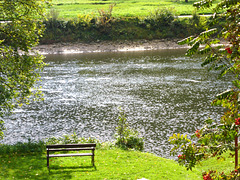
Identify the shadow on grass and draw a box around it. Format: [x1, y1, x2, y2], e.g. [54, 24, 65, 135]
[0, 154, 97, 179]
[49, 165, 97, 174]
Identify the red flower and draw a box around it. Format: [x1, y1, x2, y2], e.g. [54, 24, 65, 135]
[203, 174, 212, 180]
[225, 47, 232, 54]
[178, 154, 186, 159]
[195, 130, 201, 138]
[235, 118, 240, 125]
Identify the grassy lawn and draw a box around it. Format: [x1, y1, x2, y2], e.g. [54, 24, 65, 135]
[0, 148, 200, 180]
[0, 147, 238, 179]
[50, 0, 221, 19]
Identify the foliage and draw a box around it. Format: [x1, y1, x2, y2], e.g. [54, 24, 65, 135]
[0, 1, 49, 139]
[0, 139, 45, 155]
[115, 108, 144, 151]
[47, 7, 59, 21]
[95, 3, 116, 35]
[169, 133, 204, 170]
[144, 8, 175, 30]
[202, 168, 240, 180]
[169, 0, 240, 176]
[97, 3, 115, 27]
[41, 12, 210, 43]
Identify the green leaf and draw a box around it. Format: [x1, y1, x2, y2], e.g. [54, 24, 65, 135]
[198, 46, 211, 55]
[186, 39, 200, 56]
[193, 0, 213, 10]
[201, 54, 217, 67]
[177, 36, 194, 45]
[216, 89, 233, 100]
[199, 28, 217, 40]
[232, 80, 240, 89]
[205, 118, 214, 124]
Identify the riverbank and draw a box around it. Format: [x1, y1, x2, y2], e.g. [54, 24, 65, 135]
[34, 39, 189, 55]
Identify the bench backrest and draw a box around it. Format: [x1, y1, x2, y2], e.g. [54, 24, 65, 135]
[46, 143, 96, 149]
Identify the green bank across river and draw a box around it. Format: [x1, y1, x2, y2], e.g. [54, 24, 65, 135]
[50, 0, 221, 19]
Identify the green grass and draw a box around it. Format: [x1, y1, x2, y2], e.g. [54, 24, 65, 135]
[0, 148, 201, 180]
[50, 0, 221, 19]
[1, 146, 239, 179]
[195, 152, 237, 175]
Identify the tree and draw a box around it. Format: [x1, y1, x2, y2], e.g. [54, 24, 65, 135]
[169, 0, 240, 178]
[0, 0, 50, 139]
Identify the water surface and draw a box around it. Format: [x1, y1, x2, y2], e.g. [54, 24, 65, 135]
[2, 49, 231, 157]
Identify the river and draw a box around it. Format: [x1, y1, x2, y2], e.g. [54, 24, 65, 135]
[1, 49, 231, 158]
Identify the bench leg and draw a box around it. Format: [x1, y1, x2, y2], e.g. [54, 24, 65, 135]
[92, 149, 95, 167]
[92, 155, 94, 166]
[47, 150, 49, 170]
[47, 157, 49, 169]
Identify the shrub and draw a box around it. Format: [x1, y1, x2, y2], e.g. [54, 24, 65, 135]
[97, 3, 116, 27]
[115, 108, 144, 151]
[47, 8, 59, 22]
[0, 139, 45, 155]
[145, 8, 175, 30]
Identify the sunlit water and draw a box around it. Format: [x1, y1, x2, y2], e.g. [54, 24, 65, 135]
[1, 49, 232, 158]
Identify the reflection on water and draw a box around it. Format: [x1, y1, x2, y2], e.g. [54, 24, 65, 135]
[1, 49, 231, 158]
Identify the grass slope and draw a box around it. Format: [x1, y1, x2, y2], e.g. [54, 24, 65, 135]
[1, 144, 239, 179]
[1, 148, 201, 180]
[50, 0, 221, 19]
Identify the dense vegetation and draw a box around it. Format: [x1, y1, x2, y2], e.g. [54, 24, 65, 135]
[170, 0, 240, 179]
[41, 7, 222, 43]
[0, 0, 48, 139]
[39, 0, 226, 44]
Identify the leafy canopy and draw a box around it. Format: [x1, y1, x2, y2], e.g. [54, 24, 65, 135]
[0, 0, 50, 139]
[169, 0, 240, 176]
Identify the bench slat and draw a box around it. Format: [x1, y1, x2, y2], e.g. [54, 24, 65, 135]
[46, 143, 96, 148]
[47, 148, 94, 152]
[48, 153, 93, 157]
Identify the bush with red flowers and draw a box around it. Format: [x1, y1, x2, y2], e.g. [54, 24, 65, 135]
[195, 130, 201, 138]
[225, 47, 232, 54]
[235, 118, 240, 126]
[169, 0, 240, 179]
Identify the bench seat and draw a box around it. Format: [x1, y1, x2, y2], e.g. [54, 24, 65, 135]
[46, 143, 96, 169]
[49, 153, 93, 157]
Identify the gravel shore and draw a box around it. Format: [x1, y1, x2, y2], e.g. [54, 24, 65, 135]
[34, 39, 189, 55]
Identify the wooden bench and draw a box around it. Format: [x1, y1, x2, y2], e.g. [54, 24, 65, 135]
[46, 143, 96, 169]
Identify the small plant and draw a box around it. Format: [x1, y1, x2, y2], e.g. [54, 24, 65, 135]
[0, 119, 5, 140]
[145, 7, 175, 30]
[47, 8, 60, 22]
[115, 108, 144, 151]
[77, 13, 96, 29]
[97, 3, 116, 28]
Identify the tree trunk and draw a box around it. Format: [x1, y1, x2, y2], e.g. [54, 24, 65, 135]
[235, 132, 238, 169]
